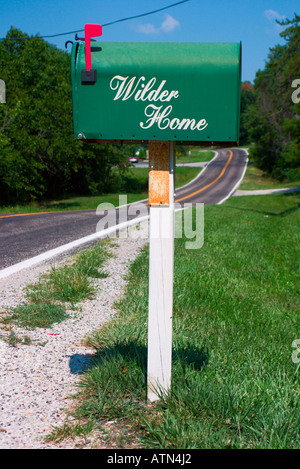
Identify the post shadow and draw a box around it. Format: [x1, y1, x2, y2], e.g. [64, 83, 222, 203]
[68, 340, 209, 382]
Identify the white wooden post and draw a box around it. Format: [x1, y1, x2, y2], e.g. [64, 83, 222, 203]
[147, 141, 175, 402]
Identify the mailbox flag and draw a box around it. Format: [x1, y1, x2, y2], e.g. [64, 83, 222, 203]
[84, 24, 102, 71]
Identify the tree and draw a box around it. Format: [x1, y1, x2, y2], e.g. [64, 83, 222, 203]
[0, 28, 129, 204]
[245, 14, 300, 181]
[239, 82, 256, 146]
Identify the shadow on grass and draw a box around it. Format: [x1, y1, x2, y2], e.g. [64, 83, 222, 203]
[68, 341, 209, 380]
[173, 344, 209, 372]
[224, 194, 300, 218]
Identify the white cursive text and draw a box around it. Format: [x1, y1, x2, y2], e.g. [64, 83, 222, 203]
[140, 104, 208, 132]
[109, 74, 208, 133]
[110, 75, 179, 102]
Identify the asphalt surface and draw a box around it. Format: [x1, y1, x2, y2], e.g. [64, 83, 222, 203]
[174, 148, 247, 205]
[0, 148, 247, 270]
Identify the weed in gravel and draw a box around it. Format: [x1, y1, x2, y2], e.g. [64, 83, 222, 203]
[2, 330, 33, 346]
[73, 244, 112, 279]
[3, 241, 112, 329]
[27, 242, 112, 304]
[6, 301, 68, 329]
[41, 265, 96, 303]
[45, 420, 95, 444]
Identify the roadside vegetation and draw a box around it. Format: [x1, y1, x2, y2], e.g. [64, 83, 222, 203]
[244, 15, 299, 182]
[46, 189, 299, 449]
[176, 149, 214, 164]
[1, 157, 299, 448]
[0, 241, 111, 331]
[238, 160, 300, 191]
[0, 165, 205, 214]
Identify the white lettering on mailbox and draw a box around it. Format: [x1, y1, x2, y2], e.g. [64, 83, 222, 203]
[110, 75, 179, 102]
[109, 75, 208, 133]
[140, 104, 208, 132]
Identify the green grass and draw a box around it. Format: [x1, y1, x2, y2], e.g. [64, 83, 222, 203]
[0, 193, 146, 215]
[2, 242, 111, 329]
[6, 301, 69, 329]
[176, 149, 215, 164]
[0, 166, 202, 215]
[57, 191, 300, 449]
[29, 264, 96, 304]
[239, 161, 300, 191]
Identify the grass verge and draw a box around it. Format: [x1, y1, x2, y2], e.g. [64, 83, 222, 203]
[239, 160, 300, 191]
[1, 241, 112, 330]
[176, 149, 214, 164]
[49, 191, 300, 449]
[0, 166, 202, 214]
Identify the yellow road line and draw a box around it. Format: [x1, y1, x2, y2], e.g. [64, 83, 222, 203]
[0, 211, 53, 219]
[175, 150, 233, 203]
[0, 208, 93, 219]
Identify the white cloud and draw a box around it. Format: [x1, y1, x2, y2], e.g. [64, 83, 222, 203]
[264, 9, 287, 35]
[160, 14, 180, 33]
[136, 14, 180, 35]
[264, 9, 286, 22]
[136, 23, 159, 35]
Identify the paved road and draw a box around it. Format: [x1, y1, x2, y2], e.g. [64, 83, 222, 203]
[174, 148, 247, 205]
[0, 148, 247, 271]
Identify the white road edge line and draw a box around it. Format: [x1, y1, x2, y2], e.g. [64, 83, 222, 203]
[216, 148, 249, 205]
[0, 215, 150, 280]
[0, 204, 196, 280]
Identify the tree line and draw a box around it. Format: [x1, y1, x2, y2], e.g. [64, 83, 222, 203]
[0, 17, 299, 205]
[0, 28, 136, 204]
[242, 14, 299, 181]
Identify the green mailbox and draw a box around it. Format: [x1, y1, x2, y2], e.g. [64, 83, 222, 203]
[71, 40, 241, 145]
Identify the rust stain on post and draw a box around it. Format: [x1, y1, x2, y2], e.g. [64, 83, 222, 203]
[149, 141, 170, 206]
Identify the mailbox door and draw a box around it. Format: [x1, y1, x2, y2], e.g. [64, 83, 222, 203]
[71, 42, 241, 145]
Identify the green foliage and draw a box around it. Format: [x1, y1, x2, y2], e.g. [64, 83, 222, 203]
[239, 82, 256, 145]
[245, 15, 300, 181]
[0, 28, 130, 203]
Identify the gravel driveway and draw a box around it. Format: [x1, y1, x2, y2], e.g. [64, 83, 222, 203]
[0, 223, 148, 449]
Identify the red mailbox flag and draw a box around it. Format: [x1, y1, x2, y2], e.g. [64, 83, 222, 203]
[84, 24, 102, 71]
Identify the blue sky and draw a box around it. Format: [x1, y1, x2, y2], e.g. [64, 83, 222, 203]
[0, 0, 298, 83]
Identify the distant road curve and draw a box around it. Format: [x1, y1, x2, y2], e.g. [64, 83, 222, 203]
[175, 148, 248, 205]
[0, 148, 248, 275]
